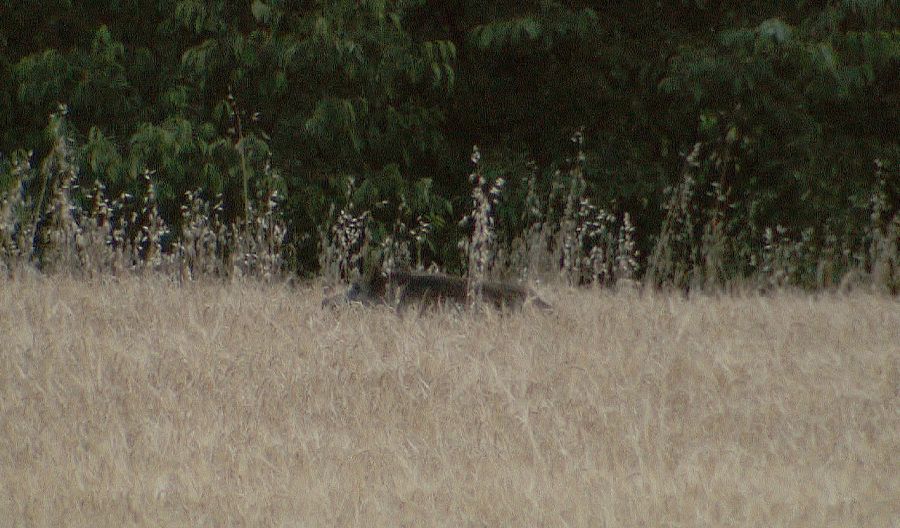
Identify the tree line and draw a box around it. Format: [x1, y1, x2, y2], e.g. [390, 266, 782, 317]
[1, 0, 898, 280]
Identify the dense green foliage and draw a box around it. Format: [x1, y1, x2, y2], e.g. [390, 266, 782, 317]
[1, 0, 898, 275]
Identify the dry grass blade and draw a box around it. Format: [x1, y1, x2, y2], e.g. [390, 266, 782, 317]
[1, 277, 898, 526]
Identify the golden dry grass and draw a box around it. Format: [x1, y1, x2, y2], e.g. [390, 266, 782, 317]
[1, 276, 898, 527]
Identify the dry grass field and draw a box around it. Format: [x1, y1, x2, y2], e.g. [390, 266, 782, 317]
[1, 276, 898, 527]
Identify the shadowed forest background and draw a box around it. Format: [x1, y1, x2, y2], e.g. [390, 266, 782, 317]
[1, 0, 898, 286]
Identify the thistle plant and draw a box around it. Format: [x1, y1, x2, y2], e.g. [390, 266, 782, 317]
[459, 145, 504, 298]
[0, 108, 293, 282]
[321, 207, 370, 282]
[646, 143, 701, 290]
[0, 153, 36, 274]
[7, 107, 894, 293]
[380, 214, 431, 275]
[230, 162, 288, 281]
[505, 160, 554, 280]
[554, 129, 639, 287]
[471, 129, 641, 288]
[757, 225, 819, 289]
[74, 180, 121, 277]
[615, 212, 639, 283]
[177, 190, 227, 280]
[699, 181, 729, 288]
[133, 170, 176, 275]
[559, 131, 588, 284]
[319, 174, 371, 282]
[39, 108, 84, 275]
[867, 160, 899, 293]
[568, 198, 616, 285]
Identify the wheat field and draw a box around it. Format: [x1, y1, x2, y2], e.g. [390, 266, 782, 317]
[1, 275, 898, 527]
